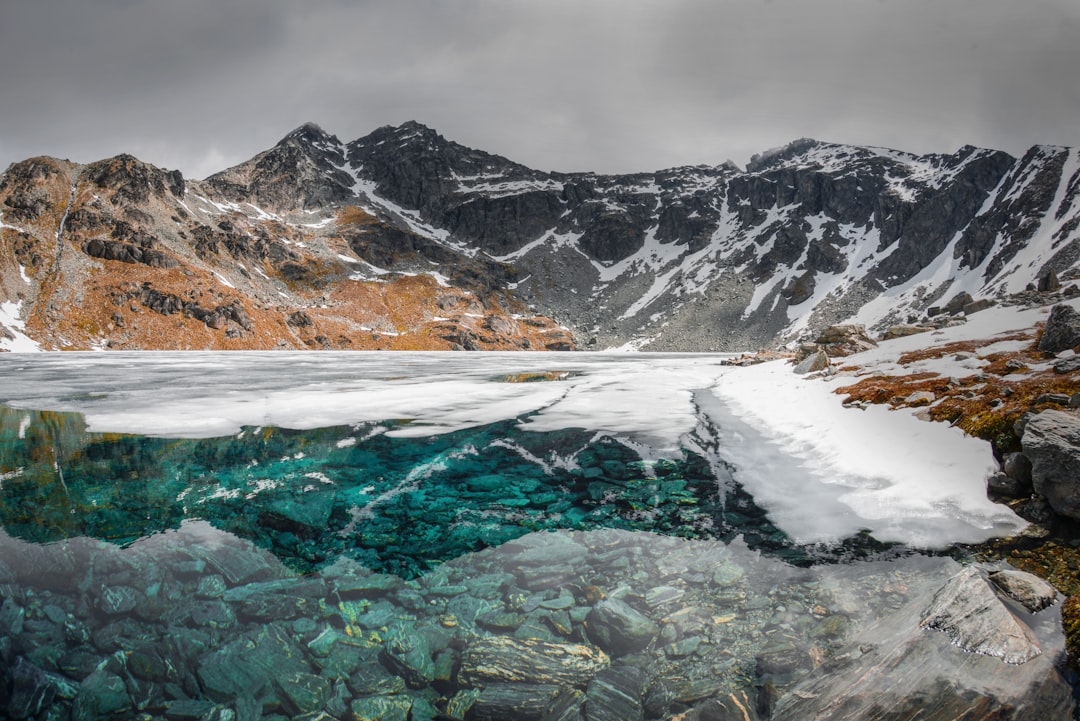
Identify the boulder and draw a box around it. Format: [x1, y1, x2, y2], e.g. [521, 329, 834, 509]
[1039, 270, 1062, 293]
[813, 324, 877, 357]
[881, 324, 933, 340]
[943, 291, 975, 315]
[987, 471, 1028, 499]
[963, 298, 996, 315]
[1021, 410, 1080, 520]
[1053, 356, 1080, 374]
[792, 350, 830, 375]
[989, 569, 1058, 613]
[1038, 304, 1080, 353]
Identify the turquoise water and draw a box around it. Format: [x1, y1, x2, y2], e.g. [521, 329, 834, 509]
[0, 405, 760, 577]
[0, 353, 1072, 721]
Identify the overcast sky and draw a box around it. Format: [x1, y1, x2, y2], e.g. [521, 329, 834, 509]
[2, 0, 1078, 179]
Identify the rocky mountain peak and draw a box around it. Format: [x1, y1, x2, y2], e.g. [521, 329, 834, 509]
[277, 122, 344, 155]
[86, 154, 186, 204]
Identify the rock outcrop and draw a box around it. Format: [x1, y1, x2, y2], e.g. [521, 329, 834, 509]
[1022, 409, 1080, 520]
[1038, 303, 1080, 353]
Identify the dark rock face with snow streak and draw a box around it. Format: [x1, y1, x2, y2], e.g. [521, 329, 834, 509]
[262, 122, 1080, 350]
[3, 121, 1080, 351]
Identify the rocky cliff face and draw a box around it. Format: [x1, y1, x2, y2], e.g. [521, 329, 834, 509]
[2, 122, 1079, 352]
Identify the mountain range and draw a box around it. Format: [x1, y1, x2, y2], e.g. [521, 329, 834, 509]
[1, 121, 1078, 352]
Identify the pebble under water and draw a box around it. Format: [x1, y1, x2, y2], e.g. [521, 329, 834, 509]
[0, 354, 1074, 721]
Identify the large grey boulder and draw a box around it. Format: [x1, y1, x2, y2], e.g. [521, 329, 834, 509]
[1021, 409, 1080, 520]
[1038, 304, 1080, 353]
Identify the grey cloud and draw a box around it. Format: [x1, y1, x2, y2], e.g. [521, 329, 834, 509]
[1, 0, 1078, 180]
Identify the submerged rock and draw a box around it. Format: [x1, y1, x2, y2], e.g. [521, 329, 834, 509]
[921, 566, 1041, 664]
[470, 683, 563, 721]
[585, 599, 658, 657]
[458, 637, 610, 688]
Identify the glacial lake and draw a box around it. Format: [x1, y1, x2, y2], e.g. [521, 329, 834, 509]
[0, 352, 1072, 720]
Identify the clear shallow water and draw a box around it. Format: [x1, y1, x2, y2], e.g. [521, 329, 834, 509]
[0, 352, 1071, 720]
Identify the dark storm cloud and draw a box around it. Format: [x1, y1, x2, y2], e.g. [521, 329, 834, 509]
[1, 0, 1079, 180]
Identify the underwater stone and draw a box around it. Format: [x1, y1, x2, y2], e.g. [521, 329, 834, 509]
[274, 671, 331, 716]
[189, 600, 237, 629]
[445, 689, 481, 720]
[238, 593, 315, 621]
[197, 625, 310, 704]
[127, 642, 175, 683]
[346, 664, 407, 697]
[478, 610, 526, 632]
[585, 599, 658, 658]
[7, 657, 59, 720]
[0, 597, 25, 635]
[381, 622, 436, 688]
[645, 585, 685, 609]
[471, 683, 563, 721]
[663, 636, 702, 658]
[458, 637, 610, 688]
[266, 490, 336, 533]
[545, 688, 587, 721]
[349, 694, 412, 721]
[97, 585, 139, 615]
[0, 558, 15, 584]
[196, 575, 228, 599]
[196, 544, 276, 586]
[72, 670, 130, 721]
[162, 699, 215, 720]
[330, 573, 404, 598]
[755, 639, 803, 675]
[585, 665, 646, 721]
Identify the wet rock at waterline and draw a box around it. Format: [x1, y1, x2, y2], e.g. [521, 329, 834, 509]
[772, 563, 1073, 721]
[920, 566, 1042, 664]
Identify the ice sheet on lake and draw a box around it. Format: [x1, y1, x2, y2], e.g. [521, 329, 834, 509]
[0, 350, 1024, 547]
